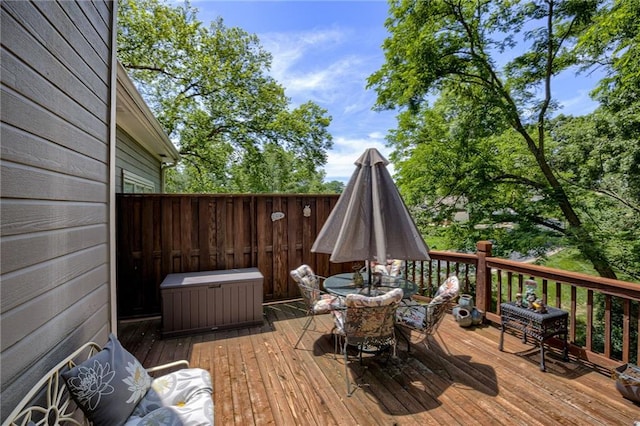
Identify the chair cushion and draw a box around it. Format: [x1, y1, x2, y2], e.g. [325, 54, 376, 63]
[313, 294, 343, 314]
[290, 264, 319, 289]
[435, 276, 459, 300]
[395, 303, 425, 328]
[125, 368, 213, 425]
[345, 287, 403, 307]
[332, 309, 346, 332]
[291, 265, 324, 305]
[388, 259, 404, 277]
[61, 334, 152, 426]
[299, 276, 321, 303]
[334, 288, 403, 335]
[395, 276, 460, 329]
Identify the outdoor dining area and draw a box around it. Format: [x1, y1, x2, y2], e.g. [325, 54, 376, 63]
[116, 148, 638, 424]
[290, 262, 459, 396]
[294, 147, 444, 394]
[110, 151, 640, 425]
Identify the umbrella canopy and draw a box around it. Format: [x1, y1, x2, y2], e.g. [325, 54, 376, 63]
[311, 147, 430, 263]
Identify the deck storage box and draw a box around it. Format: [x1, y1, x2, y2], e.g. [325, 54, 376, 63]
[160, 268, 263, 337]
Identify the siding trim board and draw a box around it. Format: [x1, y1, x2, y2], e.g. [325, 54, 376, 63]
[3, 1, 110, 101]
[1, 89, 109, 162]
[1, 125, 107, 182]
[109, 0, 118, 335]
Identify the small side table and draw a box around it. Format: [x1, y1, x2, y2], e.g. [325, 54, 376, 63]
[499, 302, 569, 371]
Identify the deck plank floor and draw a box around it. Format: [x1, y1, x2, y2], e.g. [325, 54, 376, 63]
[119, 301, 639, 425]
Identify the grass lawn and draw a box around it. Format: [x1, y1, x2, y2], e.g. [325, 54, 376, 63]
[495, 248, 595, 312]
[537, 247, 599, 276]
[536, 248, 596, 315]
[423, 234, 450, 251]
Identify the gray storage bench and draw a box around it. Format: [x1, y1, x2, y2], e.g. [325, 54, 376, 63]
[161, 268, 264, 337]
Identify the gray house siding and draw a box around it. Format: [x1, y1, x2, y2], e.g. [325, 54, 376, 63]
[116, 126, 163, 193]
[0, 0, 114, 418]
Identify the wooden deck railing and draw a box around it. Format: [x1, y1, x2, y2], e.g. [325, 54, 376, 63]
[406, 241, 640, 370]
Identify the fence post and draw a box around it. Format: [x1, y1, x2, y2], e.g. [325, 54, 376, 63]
[475, 240, 493, 313]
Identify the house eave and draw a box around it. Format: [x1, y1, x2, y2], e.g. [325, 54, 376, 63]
[115, 61, 180, 163]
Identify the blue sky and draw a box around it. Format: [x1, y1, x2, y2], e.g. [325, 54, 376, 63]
[192, 0, 602, 183]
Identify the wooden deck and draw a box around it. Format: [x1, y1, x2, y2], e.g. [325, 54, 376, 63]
[118, 301, 639, 425]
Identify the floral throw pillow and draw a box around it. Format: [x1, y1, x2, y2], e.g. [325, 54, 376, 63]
[62, 334, 151, 426]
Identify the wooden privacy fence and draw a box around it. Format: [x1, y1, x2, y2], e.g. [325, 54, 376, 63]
[116, 194, 355, 318]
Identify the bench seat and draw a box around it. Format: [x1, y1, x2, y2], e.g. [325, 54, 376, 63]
[3, 335, 213, 426]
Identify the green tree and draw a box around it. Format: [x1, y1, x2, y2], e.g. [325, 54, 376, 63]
[575, 0, 640, 358]
[549, 113, 640, 280]
[577, 0, 640, 223]
[117, 0, 333, 193]
[324, 180, 346, 194]
[579, 0, 640, 141]
[369, 0, 623, 278]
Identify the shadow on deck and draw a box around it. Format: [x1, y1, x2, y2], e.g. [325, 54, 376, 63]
[118, 300, 639, 425]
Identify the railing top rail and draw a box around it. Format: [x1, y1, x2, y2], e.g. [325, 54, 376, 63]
[117, 193, 340, 198]
[427, 250, 477, 264]
[487, 257, 640, 301]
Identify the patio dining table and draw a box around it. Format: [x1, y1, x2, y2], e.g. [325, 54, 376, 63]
[324, 272, 418, 299]
[325, 272, 417, 356]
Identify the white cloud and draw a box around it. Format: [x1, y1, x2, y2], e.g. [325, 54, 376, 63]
[342, 90, 380, 114]
[324, 136, 394, 183]
[551, 66, 603, 116]
[254, 27, 398, 183]
[367, 131, 386, 140]
[286, 56, 363, 98]
[559, 88, 598, 116]
[258, 28, 375, 106]
[260, 28, 345, 79]
[344, 103, 363, 114]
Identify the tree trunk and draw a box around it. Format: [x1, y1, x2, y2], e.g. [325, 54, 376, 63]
[537, 153, 618, 279]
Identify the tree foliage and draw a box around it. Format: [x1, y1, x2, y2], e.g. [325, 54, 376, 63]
[368, 0, 639, 278]
[550, 112, 640, 280]
[571, 0, 640, 279]
[579, 0, 640, 133]
[117, 0, 335, 193]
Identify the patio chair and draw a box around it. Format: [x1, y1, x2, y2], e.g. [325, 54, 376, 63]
[365, 259, 403, 276]
[395, 276, 460, 351]
[290, 264, 343, 349]
[388, 259, 404, 277]
[332, 288, 403, 396]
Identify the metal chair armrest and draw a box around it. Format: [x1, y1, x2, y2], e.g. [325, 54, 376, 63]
[410, 294, 432, 304]
[146, 359, 190, 374]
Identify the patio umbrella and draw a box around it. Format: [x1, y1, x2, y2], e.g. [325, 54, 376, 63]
[311, 147, 430, 265]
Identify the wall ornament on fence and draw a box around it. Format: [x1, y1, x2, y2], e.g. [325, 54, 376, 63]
[271, 212, 285, 222]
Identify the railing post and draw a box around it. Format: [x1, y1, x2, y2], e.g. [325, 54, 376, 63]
[475, 241, 493, 313]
